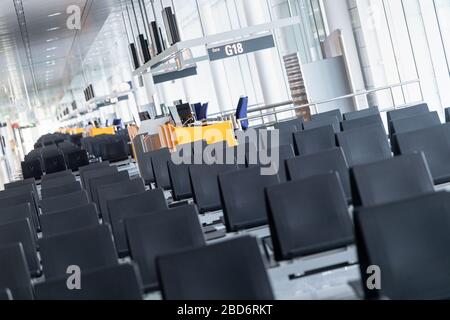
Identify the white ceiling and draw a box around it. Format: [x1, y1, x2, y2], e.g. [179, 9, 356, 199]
[0, 0, 123, 121]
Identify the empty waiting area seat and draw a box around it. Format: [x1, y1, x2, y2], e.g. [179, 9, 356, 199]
[0, 244, 33, 300]
[303, 116, 340, 133]
[0, 203, 37, 237]
[390, 111, 441, 136]
[395, 124, 450, 184]
[351, 152, 435, 207]
[337, 124, 392, 167]
[219, 166, 279, 232]
[293, 125, 336, 156]
[34, 263, 143, 300]
[39, 225, 118, 279]
[88, 171, 130, 206]
[286, 147, 352, 202]
[41, 181, 82, 199]
[126, 205, 205, 290]
[387, 103, 429, 137]
[107, 190, 168, 256]
[341, 114, 384, 131]
[355, 192, 450, 299]
[312, 109, 343, 122]
[40, 190, 89, 215]
[273, 118, 303, 131]
[343, 107, 380, 121]
[157, 236, 274, 300]
[266, 173, 354, 261]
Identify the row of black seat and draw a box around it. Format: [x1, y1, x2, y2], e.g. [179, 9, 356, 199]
[81, 132, 131, 163]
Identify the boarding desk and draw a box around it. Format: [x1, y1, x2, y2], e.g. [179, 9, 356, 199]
[159, 121, 237, 149]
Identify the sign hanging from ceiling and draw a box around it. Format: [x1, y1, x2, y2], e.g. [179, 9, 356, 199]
[207, 34, 275, 62]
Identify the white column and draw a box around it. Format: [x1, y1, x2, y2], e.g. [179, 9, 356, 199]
[201, 4, 233, 112]
[242, 0, 287, 105]
[322, 0, 367, 108]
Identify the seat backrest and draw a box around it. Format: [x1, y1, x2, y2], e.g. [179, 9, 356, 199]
[83, 166, 119, 201]
[274, 118, 303, 132]
[41, 174, 76, 189]
[137, 148, 170, 185]
[303, 116, 340, 133]
[277, 125, 297, 147]
[34, 263, 143, 300]
[293, 125, 336, 156]
[343, 107, 380, 121]
[311, 109, 343, 121]
[108, 190, 167, 256]
[396, 124, 450, 184]
[286, 147, 351, 202]
[126, 204, 205, 290]
[391, 111, 441, 136]
[219, 166, 279, 232]
[5, 178, 36, 191]
[354, 192, 450, 299]
[168, 162, 192, 201]
[0, 203, 37, 238]
[41, 181, 82, 199]
[39, 225, 118, 279]
[40, 203, 100, 237]
[89, 171, 130, 206]
[41, 169, 73, 181]
[189, 164, 238, 213]
[79, 161, 110, 186]
[337, 124, 392, 167]
[43, 153, 67, 174]
[266, 172, 354, 261]
[387, 103, 429, 137]
[157, 236, 274, 300]
[0, 244, 33, 300]
[65, 149, 89, 171]
[0, 191, 39, 231]
[151, 150, 172, 190]
[40, 190, 89, 215]
[341, 114, 384, 131]
[21, 159, 43, 180]
[0, 220, 40, 277]
[97, 179, 146, 223]
[351, 152, 435, 207]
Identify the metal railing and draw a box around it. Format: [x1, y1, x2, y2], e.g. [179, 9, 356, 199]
[211, 79, 423, 129]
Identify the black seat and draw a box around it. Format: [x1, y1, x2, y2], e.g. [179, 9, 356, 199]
[286, 147, 351, 202]
[277, 126, 297, 147]
[40, 204, 100, 237]
[34, 263, 143, 300]
[41, 174, 76, 190]
[41, 170, 73, 181]
[266, 173, 354, 261]
[341, 114, 384, 131]
[396, 124, 450, 184]
[39, 225, 118, 279]
[337, 124, 392, 167]
[83, 166, 119, 201]
[219, 166, 279, 232]
[168, 162, 192, 201]
[0, 190, 39, 231]
[137, 149, 170, 185]
[79, 161, 110, 187]
[42, 151, 67, 174]
[391, 111, 441, 136]
[41, 181, 82, 199]
[312, 109, 342, 121]
[97, 179, 146, 223]
[189, 164, 238, 213]
[126, 205, 205, 290]
[0, 220, 39, 276]
[40, 190, 89, 215]
[0, 203, 37, 237]
[65, 149, 89, 171]
[303, 116, 340, 133]
[354, 192, 450, 300]
[157, 236, 274, 300]
[293, 125, 336, 156]
[343, 107, 380, 121]
[387, 103, 429, 137]
[0, 244, 33, 300]
[21, 159, 43, 180]
[151, 150, 172, 190]
[351, 152, 435, 207]
[108, 190, 168, 256]
[273, 118, 303, 131]
[5, 178, 36, 194]
[89, 171, 130, 206]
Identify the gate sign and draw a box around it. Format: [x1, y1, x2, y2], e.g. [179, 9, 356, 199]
[208, 34, 275, 61]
